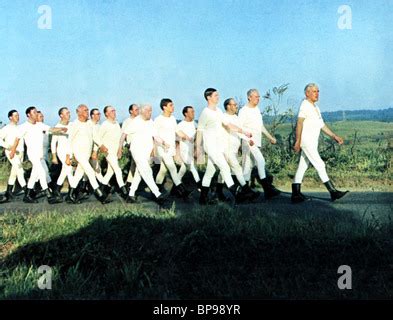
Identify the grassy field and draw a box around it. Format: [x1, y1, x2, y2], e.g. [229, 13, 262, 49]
[1, 200, 393, 300]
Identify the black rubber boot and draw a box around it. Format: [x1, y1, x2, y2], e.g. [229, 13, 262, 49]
[23, 188, 38, 203]
[260, 178, 280, 200]
[52, 184, 64, 203]
[45, 188, 62, 204]
[94, 187, 112, 204]
[324, 181, 349, 202]
[65, 187, 79, 204]
[238, 184, 260, 203]
[126, 195, 138, 203]
[199, 186, 210, 205]
[154, 190, 170, 206]
[215, 183, 230, 202]
[291, 183, 309, 203]
[119, 185, 129, 199]
[0, 184, 14, 203]
[196, 180, 202, 192]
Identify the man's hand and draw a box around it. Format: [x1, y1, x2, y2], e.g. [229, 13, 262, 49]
[293, 141, 301, 153]
[61, 127, 68, 133]
[117, 147, 123, 159]
[270, 137, 277, 144]
[333, 135, 344, 145]
[9, 149, 16, 159]
[52, 154, 59, 165]
[249, 140, 255, 146]
[91, 151, 98, 160]
[244, 131, 252, 139]
[100, 145, 108, 154]
[65, 155, 71, 166]
[163, 142, 170, 151]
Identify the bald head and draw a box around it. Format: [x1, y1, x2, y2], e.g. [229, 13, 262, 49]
[140, 104, 153, 120]
[76, 104, 89, 122]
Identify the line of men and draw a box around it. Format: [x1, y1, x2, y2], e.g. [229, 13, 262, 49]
[0, 84, 349, 206]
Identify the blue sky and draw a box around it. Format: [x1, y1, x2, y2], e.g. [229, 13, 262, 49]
[0, 0, 392, 125]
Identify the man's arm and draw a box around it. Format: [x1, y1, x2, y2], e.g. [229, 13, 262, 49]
[49, 127, 67, 135]
[293, 118, 305, 153]
[261, 124, 277, 144]
[321, 124, 344, 144]
[51, 135, 59, 164]
[8, 138, 20, 159]
[222, 122, 252, 138]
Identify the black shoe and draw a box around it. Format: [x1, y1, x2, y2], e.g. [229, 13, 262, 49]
[0, 184, 14, 203]
[45, 188, 62, 204]
[119, 186, 129, 199]
[237, 184, 260, 203]
[176, 183, 192, 200]
[199, 186, 210, 205]
[291, 183, 309, 203]
[155, 190, 170, 206]
[52, 184, 63, 202]
[126, 195, 138, 203]
[94, 187, 112, 204]
[215, 183, 230, 202]
[65, 188, 80, 204]
[23, 188, 38, 203]
[324, 181, 349, 202]
[260, 178, 281, 200]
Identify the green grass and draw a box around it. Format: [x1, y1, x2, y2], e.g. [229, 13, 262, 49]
[1, 203, 393, 299]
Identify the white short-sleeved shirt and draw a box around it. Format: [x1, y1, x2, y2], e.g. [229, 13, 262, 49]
[125, 116, 157, 158]
[98, 120, 122, 155]
[121, 117, 136, 144]
[176, 120, 196, 164]
[298, 99, 325, 146]
[0, 123, 24, 153]
[238, 104, 263, 148]
[221, 113, 249, 154]
[197, 107, 228, 153]
[68, 119, 94, 158]
[18, 121, 45, 159]
[51, 122, 71, 157]
[154, 114, 177, 156]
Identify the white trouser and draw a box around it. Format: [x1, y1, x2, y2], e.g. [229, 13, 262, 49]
[218, 151, 246, 186]
[102, 153, 125, 187]
[56, 152, 74, 187]
[129, 151, 161, 198]
[242, 144, 266, 181]
[294, 144, 329, 183]
[27, 156, 48, 190]
[155, 152, 181, 186]
[201, 148, 234, 188]
[71, 153, 99, 190]
[6, 151, 26, 187]
[178, 162, 200, 183]
[90, 158, 104, 184]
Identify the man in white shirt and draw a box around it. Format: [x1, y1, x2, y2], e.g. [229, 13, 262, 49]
[196, 88, 253, 205]
[238, 89, 281, 199]
[292, 83, 349, 203]
[154, 99, 191, 199]
[176, 106, 200, 187]
[36, 111, 52, 190]
[51, 107, 74, 201]
[88, 108, 104, 185]
[97, 105, 128, 199]
[219, 98, 259, 202]
[122, 104, 169, 205]
[9, 106, 65, 204]
[119, 103, 139, 188]
[0, 110, 27, 203]
[67, 104, 111, 204]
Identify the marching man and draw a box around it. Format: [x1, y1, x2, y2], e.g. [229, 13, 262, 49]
[122, 104, 169, 205]
[0, 110, 27, 203]
[292, 83, 349, 203]
[196, 88, 255, 205]
[219, 98, 259, 202]
[119, 103, 139, 188]
[96, 105, 128, 199]
[176, 106, 201, 187]
[238, 89, 281, 199]
[9, 106, 65, 204]
[50, 107, 74, 201]
[67, 104, 111, 204]
[154, 99, 191, 199]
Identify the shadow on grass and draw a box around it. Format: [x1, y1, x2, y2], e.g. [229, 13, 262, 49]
[1, 190, 393, 300]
